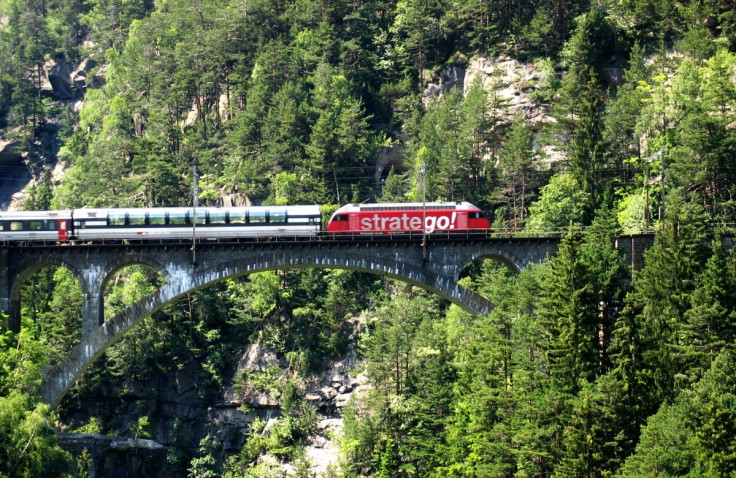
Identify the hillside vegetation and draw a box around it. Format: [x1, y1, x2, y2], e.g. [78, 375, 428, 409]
[2, 0, 736, 476]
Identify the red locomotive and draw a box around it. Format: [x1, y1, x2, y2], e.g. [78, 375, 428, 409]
[326, 202, 490, 234]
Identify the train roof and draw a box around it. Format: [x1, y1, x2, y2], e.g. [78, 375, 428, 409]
[334, 201, 479, 213]
[72, 205, 322, 218]
[0, 210, 72, 219]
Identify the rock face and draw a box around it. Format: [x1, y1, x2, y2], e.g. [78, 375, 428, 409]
[0, 133, 32, 210]
[59, 333, 367, 477]
[57, 433, 170, 478]
[419, 55, 565, 165]
[302, 347, 364, 412]
[423, 56, 555, 130]
[2, 54, 105, 208]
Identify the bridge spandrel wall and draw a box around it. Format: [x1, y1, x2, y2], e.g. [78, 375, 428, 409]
[614, 235, 656, 273]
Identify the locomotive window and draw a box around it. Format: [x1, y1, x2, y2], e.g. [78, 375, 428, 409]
[250, 211, 266, 223]
[230, 211, 247, 224]
[149, 212, 166, 225]
[169, 212, 187, 225]
[10, 221, 23, 231]
[209, 211, 227, 224]
[129, 213, 146, 225]
[270, 210, 286, 223]
[109, 213, 126, 226]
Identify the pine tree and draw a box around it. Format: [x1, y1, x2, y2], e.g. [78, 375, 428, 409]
[620, 198, 710, 415]
[681, 237, 736, 382]
[538, 231, 599, 393]
[555, 375, 621, 478]
[498, 116, 537, 230]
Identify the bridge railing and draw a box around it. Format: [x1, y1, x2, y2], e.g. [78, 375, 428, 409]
[0, 226, 673, 248]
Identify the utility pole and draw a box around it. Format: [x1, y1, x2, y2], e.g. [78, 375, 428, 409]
[644, 157, 650, 229]
[642, 145, 665, 229]
[421, 162, 427, 261]
[659, 144, 666, 221]
[192, 164, 199, 266]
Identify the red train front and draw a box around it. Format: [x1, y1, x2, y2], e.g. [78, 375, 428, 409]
[326, 202, 490, 234]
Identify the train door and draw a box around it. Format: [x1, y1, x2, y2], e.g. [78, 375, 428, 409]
[58, 219, 69, 241]
[349, 213, 361, 232]
[455, 211, 468, 229]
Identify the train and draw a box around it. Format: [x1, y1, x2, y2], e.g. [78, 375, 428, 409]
[0, 202, 490, 242]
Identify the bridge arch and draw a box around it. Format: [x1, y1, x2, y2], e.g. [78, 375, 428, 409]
[41, 249, 492, 407]
[92, 253, 172, 326]
[8, 257, 87, 333]
[457, 252, 523, 280]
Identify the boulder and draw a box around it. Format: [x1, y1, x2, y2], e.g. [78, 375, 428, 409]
[42, 57, 77, 100]
[237, 343, 288, 372]
[71, 58, 97, 91]
[0, 137, 22, 164]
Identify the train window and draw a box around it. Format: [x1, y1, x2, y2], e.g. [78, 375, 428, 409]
[29, 221, 44, 231]
[149, 212, 166, 225]
[48, 220, 57, 230]
[270, 210, 286, 223]
[209, 211, 227, 224]
[230, 211, 247, 224]
[129, 213, 146, 225]
[10, 221, 23, 231]
[169, 212, 187, 225]
[187, 211, 206, 225]
[250, 211, 266, 223]
[333, 214, 349, 222]
[109, 213, 126, 226]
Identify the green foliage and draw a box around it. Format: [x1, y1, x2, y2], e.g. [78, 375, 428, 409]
[130, 415, 151, 440]
[0, 326, 73, 476]
[526, 173, 591, 231]
[0, 390, 73, 477]
[188, 434, 221, 478]
[537, 231, 600, 391]
[226, 405, 317, 473]
[623, 198, 710, 408]
[74, 416, 103, 434]
[406, 81, 499, 203]
[617, 350, 736, 477]
[496, 116, 538, 230]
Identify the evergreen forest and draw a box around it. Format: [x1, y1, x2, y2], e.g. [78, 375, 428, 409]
[2, 0, 736, 475]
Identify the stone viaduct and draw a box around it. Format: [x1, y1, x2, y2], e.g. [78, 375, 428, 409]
[0, 233, 653, 407]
